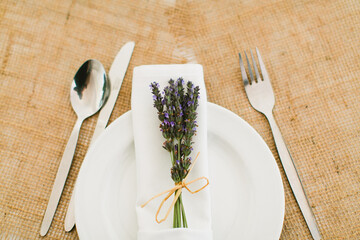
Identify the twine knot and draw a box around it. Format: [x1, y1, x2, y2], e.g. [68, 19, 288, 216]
[141, 152, 209, 224]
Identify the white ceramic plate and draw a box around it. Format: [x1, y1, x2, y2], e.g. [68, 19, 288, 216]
[75, 102, 285, 240]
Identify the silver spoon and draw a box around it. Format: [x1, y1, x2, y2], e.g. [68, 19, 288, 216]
[40, 59, 110, 236]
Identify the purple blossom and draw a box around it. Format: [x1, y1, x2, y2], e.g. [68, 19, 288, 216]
[175, 78, 184, 86]
[150, 78, 200, 188]
[149, 82, 160, 89]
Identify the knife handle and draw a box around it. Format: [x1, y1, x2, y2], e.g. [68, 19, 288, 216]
[266, 112, 321, 240]
[64, 189, 76, 231]
[40, 118, 83, 236]
[64, 113, 106, 231]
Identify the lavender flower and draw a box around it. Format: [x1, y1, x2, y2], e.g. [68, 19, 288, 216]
[150, 78, 200, 228]
[150, 78, 199, 180]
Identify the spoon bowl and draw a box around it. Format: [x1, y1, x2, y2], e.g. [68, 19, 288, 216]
[40, 59, 110, 236]
[71, 60, 109, 118]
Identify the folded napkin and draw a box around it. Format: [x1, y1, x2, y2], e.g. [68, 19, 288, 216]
[132, 64, 212, 240]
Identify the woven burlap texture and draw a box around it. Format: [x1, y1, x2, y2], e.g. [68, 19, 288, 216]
[0, 0, 359, 239]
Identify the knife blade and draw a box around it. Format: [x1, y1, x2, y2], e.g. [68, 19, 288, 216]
[63, 41, 135, 232]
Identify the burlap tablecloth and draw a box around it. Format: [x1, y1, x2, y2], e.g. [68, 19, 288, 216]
[1, 0, 359, 239]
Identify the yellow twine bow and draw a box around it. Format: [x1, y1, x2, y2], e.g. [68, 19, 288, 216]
[141, 152, 209, 224]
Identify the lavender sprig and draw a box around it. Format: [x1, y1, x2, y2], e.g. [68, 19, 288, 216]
[150, 78, 200, 228]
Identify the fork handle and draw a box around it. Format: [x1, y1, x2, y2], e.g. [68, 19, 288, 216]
[266, 112, 321, 240]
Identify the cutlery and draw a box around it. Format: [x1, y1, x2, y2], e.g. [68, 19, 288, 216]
[40, 59, 110, 236]
[64, 41, 135, 232]
[238, 48, 321, 240]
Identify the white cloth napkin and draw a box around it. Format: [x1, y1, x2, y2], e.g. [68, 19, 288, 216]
[132, 64, 212, 240]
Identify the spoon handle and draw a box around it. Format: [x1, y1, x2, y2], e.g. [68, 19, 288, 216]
[40, 118, 83, 236]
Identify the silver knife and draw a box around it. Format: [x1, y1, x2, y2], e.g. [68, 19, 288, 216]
[63, 41, 135, 232]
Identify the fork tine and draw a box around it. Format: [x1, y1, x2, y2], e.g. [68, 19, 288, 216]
[250, 49, 261, 82]
[245, 51, 255, 84]
[238, 53, 249, 86]
[256, 47, 270, 82]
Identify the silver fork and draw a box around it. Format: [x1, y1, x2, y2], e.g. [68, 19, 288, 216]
[239, 48, 321, 240]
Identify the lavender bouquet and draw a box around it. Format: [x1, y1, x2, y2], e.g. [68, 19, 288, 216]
[150, 78, 200, 228]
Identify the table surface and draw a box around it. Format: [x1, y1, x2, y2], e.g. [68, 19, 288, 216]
[1, 0, 359, 239]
